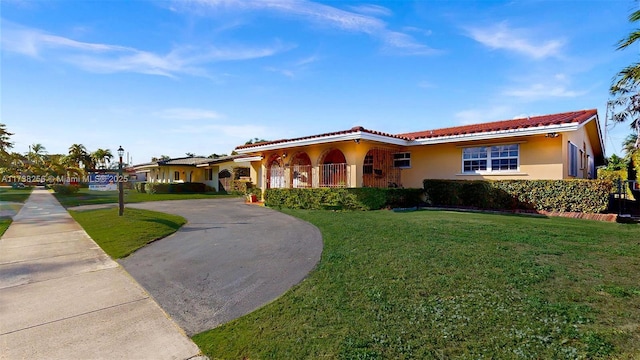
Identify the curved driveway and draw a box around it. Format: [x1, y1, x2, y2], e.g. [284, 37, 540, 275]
[118, 198, 322, 336]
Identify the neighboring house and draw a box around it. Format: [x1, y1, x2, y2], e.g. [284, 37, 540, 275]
[234, 109, 605, 190]
[132, 155, 253, 192]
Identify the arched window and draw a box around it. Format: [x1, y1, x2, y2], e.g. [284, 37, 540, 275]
[319, 149, 347, 188]
[267, 154, 285, 189]
[290, 152, 312, 188]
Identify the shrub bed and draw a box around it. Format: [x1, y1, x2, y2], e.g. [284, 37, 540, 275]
[264, 188, 423, 210]
[423, 179, 613, 213]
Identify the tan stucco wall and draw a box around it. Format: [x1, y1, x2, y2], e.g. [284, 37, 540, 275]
[400, 135, 566, 188]
[562, 126, 597, 179]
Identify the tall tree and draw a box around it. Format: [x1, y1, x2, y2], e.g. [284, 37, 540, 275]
[623, 133, 639, 157]
[612, 8, 640, 94]
[26, 143, 47, 175]
[91, 148, 113, 169]
[0, 123, 14, 155]
[68, 144, 93, 170]
[610, 5, 640, 146]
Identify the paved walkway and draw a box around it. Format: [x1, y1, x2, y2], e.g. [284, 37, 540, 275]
[0, 190, 202, 359]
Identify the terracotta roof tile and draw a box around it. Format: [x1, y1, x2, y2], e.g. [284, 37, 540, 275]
[235, 126, 409, 150]
[397, 109, 597, 140]
[235, 109, 598, 151]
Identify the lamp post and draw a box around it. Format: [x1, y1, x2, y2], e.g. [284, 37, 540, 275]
[117, 145, 124, 216]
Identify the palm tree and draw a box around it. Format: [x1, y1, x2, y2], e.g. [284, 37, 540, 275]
[610, 7, 640, 136]
[91, 148, 113, 169]
[25, 143, 47, 176]
[612, 9, 640, 93]
[623, 134, 639, 156]
[29, 143, 46, 163]
[68, 144, 93, 170]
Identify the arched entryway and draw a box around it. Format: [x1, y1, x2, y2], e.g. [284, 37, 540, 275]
[218, 169, 232, 192]
[267, 154, 285, 189]
[290, 152, 312, 188]
[319, 149, 347, 188]
[362, 148, 401, 188]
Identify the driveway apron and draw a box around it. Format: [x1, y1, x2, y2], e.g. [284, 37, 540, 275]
[119, 198, 323, 336]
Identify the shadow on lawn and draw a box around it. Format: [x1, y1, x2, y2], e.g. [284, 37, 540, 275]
[141, 217, 184, 230]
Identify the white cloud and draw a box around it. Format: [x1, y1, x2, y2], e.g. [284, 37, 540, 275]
[503, 84, 585, 99]
[179, 0, 439, 56]
[348, 4, 393, 17]
[466, 22, 564, 59]
[1, 20, 291, 77]
[502, 73, 586, 100]
[156, 108, 223, 120]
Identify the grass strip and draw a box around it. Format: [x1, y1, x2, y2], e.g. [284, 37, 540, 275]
[0, 187, 34, 203]
[193, 209, 640, 359]
[0, 218, 11, 237]
[69, 207, 186, 259]
[54, 189, 238, 208]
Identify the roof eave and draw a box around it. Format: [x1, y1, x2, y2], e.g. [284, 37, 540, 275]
[411, 123, 581, 145]
[236, 131, 409, 154]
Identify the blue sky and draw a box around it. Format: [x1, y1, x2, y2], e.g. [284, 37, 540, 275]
[1, 0, 637, 165]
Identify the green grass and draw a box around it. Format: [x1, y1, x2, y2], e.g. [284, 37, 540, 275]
[54, 188, 238, 208]
[0, 218, 11, 237]
[0, 187, 34, 203]
[192, 210, 640, 359]
[69, 207, 186, 259]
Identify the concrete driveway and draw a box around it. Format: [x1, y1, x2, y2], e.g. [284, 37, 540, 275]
[118, 198, 323, 336]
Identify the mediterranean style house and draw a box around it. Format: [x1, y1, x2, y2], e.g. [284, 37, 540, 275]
[233, 109, 605, 190]
[133, 155, 254, 192]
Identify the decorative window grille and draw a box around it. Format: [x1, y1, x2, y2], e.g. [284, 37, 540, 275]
[320, 163, 347, 188]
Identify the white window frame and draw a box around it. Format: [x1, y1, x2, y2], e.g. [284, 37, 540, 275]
[462, 144, 519, 174]
[393, 152, 411, 169]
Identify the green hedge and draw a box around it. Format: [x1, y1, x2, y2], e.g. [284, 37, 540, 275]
[264, 188, 423, 210]
[423, 179, 613, 213]
[225, 180, 259, 195]
[51, 184, 80, 194]
[135, 182, 146, 193]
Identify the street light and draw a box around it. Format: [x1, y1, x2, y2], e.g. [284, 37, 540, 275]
[117, 145, 124, 216]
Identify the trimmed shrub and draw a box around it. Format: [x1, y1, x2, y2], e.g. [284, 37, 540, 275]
[135, 182, 147, 193]
[264, 188, 424, 210]
[51, 184, 80, 194]
[226, 180, 257, 195]
[423, 179, 613, 214]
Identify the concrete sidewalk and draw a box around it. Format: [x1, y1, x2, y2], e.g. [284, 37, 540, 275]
[0, 189, 202, 359]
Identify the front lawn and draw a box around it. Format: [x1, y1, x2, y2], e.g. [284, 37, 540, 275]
[0, 187, 34, 203]
[69, 208, 186, 259]
[193, 210, 640, 359]
[55, 188, 238, 208]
